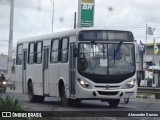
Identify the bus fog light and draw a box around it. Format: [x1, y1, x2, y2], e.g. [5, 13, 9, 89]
[78, 79, 90, 88]
[123, 79, 136, 89]
[93, 91, 96, 96]
[120, 92, 123, 97]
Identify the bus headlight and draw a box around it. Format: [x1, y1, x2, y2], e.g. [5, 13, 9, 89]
[3, 81, 6, 85]
[123, 79, 136, 89]
[78, 79, 90, 88]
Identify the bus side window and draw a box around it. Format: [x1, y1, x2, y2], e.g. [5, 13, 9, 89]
[16, 44, 23, 65]
[61, 37, 69, 63]
[35, 42, 43, 64]
[50, 39, 59, 63]
[28, 42, 35, 64]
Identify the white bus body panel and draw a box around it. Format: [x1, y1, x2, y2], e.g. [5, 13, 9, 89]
[15, 43, 28, 93]
[15, 65, 23, 92]
[48, 64, 59, 96]
[59, 63, 70, 97]
[32, 64, 43, 95]
[43, 47, 50, 95]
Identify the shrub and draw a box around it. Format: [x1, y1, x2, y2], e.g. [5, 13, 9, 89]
[0, 96, 23, 111]
[0, 96, 28, 120]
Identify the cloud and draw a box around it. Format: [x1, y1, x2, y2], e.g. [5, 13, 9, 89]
[1, 0, 160, 55]
[14, 0, 37, 9]
[133, 0, 160, 9]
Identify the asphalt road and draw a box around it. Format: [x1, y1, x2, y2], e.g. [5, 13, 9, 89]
[1, 89, 160, 120]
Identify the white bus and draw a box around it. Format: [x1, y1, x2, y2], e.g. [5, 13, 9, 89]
[15, 28, 137, 107]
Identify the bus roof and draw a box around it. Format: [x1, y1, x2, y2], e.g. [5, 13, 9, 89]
[17, 28, 132, 44]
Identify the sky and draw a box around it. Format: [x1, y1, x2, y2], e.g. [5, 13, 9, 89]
[1, 0, 160, 55]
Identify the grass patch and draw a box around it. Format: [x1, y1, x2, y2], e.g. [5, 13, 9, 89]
[137, 92, 155, 96]
[0, 96, 28, 120]
[137, 92, 155, 99]
[0, 96, 60, 120]
[0, 96, 23, 111]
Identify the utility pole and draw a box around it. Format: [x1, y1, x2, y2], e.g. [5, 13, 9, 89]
[74, 12, 76, 29]
[51, 0, 54, 33]
[7, 0, 14, 83]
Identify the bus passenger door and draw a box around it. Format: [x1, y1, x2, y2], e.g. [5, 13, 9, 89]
[69, 43, 76, 97]
[43, 47, 49, 95]
[22, 49, 27, 93]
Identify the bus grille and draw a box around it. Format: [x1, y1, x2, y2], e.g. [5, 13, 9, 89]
[97, 91, 118, 96]
[95, 86, 120, 89]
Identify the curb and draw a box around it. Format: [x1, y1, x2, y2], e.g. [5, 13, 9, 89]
[136, 94, 155, 99]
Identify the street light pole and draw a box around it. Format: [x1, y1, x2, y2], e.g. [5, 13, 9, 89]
[77, 0, 81, 28]
[7, 0, 14, 83]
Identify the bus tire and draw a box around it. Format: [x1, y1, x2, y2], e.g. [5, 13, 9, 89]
[38, 96, 45, 103]
[28, 82, 37, 102]
[124, 98, 129, 104]
[61, 85, 69, 106]
[70, 99, 81, 106]
[108, 99, 120, 108]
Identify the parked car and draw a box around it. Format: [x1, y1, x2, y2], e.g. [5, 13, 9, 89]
[0, 73, 7, 93]
[0, 80, 7, 93]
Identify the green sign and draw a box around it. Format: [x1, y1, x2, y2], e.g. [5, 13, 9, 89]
[81, 0, 94, 27]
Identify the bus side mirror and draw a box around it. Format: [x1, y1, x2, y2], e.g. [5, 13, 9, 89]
[73, 47, 78, 57]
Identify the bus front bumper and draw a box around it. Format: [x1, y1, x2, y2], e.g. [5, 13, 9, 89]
[76, 86, 137, 99]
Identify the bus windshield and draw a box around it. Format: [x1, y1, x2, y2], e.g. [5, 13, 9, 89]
[78, 43, 135, 76]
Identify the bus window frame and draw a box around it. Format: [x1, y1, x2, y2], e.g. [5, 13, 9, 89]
[35, 41, 43, 64]
[28, 42, 35, 64]
[16, 44, 23, 65]
[50, 38, 60, 63]
[60, 37, 69, 63]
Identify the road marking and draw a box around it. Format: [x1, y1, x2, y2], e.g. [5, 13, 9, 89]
[57, 107, 81, 111]
[119, 105, 138, 109]
[104, 117, 117, 120]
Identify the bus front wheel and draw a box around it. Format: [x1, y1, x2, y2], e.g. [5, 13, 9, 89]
[124, 98, 129, 104]
[28, 82, 37, 102]
[70, 99, 81, 106]
[108, 99, 120, 108]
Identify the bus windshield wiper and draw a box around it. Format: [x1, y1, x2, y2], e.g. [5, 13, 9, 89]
[114, 41, 122, 63]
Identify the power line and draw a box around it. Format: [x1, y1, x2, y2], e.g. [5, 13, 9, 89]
[49, 0, 54, 7]
[122, 17, 160, 28]
[0, 4, 9, 17]
[95, 16, 160, 29]
[0, 0, 10, 17]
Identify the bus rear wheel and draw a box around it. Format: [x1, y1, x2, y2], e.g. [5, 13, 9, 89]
[108, 99, 120, 108]
[38, 96, 45, 102]
[61, 85, 70, 106]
